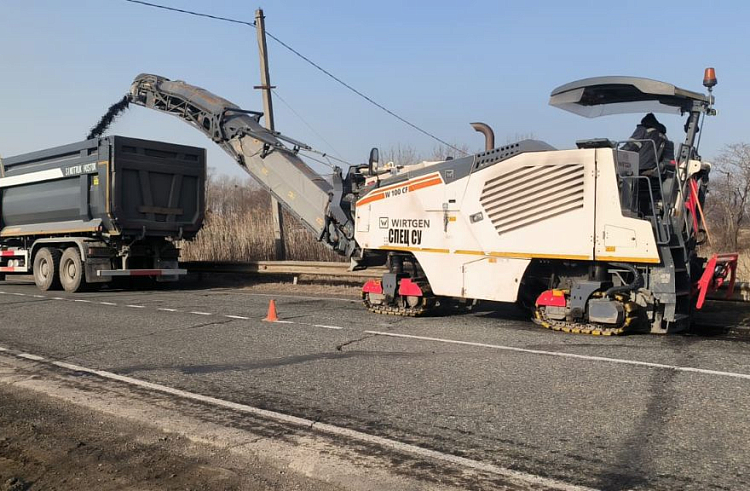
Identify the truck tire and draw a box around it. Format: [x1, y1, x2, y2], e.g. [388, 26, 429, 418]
[33, 247, 62, 291]
[60, 247, 87, 293]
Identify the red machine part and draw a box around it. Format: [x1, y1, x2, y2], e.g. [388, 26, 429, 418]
[362, 280, 383, 294]
[684, 179, 701, 235]
[695, 253, 739, 309]
[535, 289, 567, 307]
[398, 278, 423, 296]
[361, 278, 423, 296]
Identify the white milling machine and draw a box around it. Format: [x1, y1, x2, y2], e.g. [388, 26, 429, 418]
[129, 68, 735, 335]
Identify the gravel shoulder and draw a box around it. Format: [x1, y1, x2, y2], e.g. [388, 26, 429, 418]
[0, 371, 343, 491]
[0, 355, 510, 491]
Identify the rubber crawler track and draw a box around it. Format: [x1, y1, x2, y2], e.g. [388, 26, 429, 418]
[362, 292, 431, 317]
[532, 296, 639, 336]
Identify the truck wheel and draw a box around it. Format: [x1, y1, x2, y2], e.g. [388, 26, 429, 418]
[33, 247, 62, 291]
[60, 247, 87, 293]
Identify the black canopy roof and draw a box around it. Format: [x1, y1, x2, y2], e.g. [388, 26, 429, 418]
[549, 76, 709, 118]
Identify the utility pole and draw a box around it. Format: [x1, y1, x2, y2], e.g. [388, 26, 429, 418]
[254, 8, 286, 261]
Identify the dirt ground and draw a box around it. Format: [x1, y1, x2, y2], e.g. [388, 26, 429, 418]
[0, 383, 339, 491]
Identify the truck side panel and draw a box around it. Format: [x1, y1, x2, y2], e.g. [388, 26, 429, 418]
[1, 138, 104, 236]
[0, 136, 205, 240]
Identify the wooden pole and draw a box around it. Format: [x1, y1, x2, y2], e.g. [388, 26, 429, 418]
[255, 8, 286, 260]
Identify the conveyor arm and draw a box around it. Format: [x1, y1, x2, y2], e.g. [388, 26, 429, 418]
[128, 74, 358, 257]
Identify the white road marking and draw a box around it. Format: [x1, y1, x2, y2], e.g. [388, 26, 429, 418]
[0, 346, 7, 351]
[17, 353, 45, 361]
[292, 322, 344, 330]
[6, 288, 744, 383]
[7, 355, 589, 491]
[295, 322, 336, 330]
[365, 331, 750, 381]
[313, 324, 344, 330]
[0, 290, 347, 333]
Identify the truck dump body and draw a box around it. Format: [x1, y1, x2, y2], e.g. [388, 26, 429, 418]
[1, 136, 205, 239]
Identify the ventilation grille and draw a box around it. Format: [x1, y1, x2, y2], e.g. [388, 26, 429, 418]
[474, 143, 521, 170]
[480, 164, 585, 234]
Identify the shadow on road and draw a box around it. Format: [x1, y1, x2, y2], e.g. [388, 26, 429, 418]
[116, 350, 429, 376]
[591, 367, 682, 490]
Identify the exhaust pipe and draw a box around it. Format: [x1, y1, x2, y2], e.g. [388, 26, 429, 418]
[471, 122, 495, 151]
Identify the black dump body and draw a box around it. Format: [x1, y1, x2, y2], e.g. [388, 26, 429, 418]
[0, 136, 205, 240]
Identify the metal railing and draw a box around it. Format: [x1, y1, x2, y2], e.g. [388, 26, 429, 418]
[615, 139, 673, 245]
[181, 260, 385, 278]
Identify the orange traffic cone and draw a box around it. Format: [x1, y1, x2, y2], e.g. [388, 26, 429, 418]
[263, 299, 279, 322]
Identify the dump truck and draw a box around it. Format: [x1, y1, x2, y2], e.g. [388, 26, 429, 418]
[126, 69, 734, 334]
[0, 136, 206, 292]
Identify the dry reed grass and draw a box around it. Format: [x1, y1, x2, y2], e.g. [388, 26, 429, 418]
[180, 174, 342, 262]
[699, 236, 749, 282]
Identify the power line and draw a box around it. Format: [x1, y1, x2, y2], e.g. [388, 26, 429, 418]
[123, 0, 467, 155]
[298, 152, 337, 171]
[261, 31, 467, 155]
[272, 89, 349, 164]
[123, 0, 255, 26]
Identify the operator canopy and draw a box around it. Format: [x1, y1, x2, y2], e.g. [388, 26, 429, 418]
[549, 76, 709, 118]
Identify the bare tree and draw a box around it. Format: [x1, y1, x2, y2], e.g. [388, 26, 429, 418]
[705, 142, 750, 250]
[381, 144, 420, 167]
[429, 142, 473, 161]
[505, 132, 536, 144]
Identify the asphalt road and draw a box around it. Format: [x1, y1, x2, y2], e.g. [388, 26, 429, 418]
[0, 277, 749, 491]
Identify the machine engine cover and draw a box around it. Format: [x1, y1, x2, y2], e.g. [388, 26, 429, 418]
[587, 299, 624, 324]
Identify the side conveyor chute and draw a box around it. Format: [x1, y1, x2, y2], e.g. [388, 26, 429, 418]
[128, 73, 357, 256]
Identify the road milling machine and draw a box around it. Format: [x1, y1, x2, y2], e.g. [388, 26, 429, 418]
[128, 68, 735, 335]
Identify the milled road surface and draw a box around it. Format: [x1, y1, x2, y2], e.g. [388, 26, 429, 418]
[0, 277, 749, 490]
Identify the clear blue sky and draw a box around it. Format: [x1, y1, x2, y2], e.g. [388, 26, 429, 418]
[1, 0, 748, 177]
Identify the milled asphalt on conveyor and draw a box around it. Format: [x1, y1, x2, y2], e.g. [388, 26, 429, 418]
[1, 279, 749, 490]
